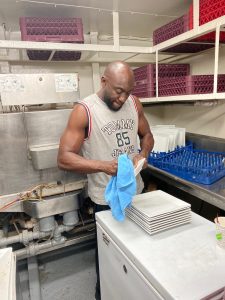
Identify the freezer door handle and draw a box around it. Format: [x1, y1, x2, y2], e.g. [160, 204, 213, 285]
[123, 264, 128, 274]
[102, 233, 110, 246]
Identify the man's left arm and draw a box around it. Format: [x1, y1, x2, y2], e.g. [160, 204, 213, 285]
[133, 95, 154, 167]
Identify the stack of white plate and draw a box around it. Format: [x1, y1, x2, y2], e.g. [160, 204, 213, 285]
[0, 248, 16, 300]
[126, 190, 191, 235]
[151, 125, 186, 152]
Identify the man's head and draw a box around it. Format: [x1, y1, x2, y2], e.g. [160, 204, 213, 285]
[99, 61, 134, 111]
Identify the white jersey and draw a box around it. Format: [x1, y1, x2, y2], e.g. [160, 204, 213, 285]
[80, 93, 144, 205]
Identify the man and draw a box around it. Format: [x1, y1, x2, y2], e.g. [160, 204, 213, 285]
[58, 61, 154, 299]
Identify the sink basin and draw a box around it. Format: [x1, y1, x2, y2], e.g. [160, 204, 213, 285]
[23, 190, 81, 218]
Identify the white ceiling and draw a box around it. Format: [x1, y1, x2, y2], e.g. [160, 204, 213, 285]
[0, 0, 192, 37]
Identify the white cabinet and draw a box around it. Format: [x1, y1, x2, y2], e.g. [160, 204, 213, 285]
[97, 225, 163, 300]
[96, 211, 225, 300]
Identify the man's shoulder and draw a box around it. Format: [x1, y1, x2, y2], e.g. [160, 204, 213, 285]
[79, 93, 97, 108]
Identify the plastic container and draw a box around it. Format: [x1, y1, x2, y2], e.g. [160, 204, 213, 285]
[158, 75, 225, 96]
[189, 4, 225, 43]
[148, 143, 193, 165]
[199, 0, 225, 25]
[153, 15, 189, 45]
[215, 216, 225, 249]
[132, 64, 190, 98]
[19, 17, 84, 61]
[153, 4, 225, 52]
[149, 147, 225, 185]
[162, 43, 214, 53]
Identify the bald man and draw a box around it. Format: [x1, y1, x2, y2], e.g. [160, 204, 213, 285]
[58, 61, 154, 299]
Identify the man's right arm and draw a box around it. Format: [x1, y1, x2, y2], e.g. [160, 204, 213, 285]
[57, 104, 117, 175]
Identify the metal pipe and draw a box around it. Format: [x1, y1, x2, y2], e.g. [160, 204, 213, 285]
[63, 210, 79, 226]
[27, 256, 42, 300]
[0, 224, 75, 247]
[0, 229, 48, 247]
[15, 232, 96, 260]
[39, 216, 55, 232]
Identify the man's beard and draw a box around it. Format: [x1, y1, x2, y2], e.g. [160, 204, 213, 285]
[103, 95, 121, 111]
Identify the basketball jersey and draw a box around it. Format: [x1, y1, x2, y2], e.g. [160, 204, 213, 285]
[79, 93, 144, 205]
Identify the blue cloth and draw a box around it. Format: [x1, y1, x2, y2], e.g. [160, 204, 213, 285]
[104, 154, 136, 221]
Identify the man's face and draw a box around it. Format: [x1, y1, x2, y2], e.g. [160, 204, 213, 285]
[102, 77, 134, 111]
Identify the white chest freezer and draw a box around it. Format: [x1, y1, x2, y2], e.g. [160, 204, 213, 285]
[96, 211, 225, 300]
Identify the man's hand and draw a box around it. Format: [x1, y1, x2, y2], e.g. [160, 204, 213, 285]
[133, 154, 147, 169]
[101, 159, 118, 176]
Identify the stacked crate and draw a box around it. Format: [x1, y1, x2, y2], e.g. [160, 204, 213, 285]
[189, 2, 225, 43]
[158, 75, 225, 96]
[19, 17, 84, 60]
[132, 64, 190, 98]
[153, 1, 225, 52]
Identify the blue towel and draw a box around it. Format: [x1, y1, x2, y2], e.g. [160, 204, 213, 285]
[104, 154, 136, 221]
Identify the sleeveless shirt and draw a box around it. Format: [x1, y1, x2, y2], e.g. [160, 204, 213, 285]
[79, 93, 144, 205]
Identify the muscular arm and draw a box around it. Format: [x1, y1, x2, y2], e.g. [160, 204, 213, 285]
[57, 104, 117, 175]
[133, 95, 154, 160]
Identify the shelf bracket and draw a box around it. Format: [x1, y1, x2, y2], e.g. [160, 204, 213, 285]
[156, 50, 159, 99]
[113, 11, 120, 51]
[193, 0, 199, 29]
[213, 24, 221, 94]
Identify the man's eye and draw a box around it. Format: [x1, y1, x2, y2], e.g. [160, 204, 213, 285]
[116, 89, 123, 94]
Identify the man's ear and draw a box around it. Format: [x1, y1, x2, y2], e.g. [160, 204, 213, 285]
[101, 76, 107, 87]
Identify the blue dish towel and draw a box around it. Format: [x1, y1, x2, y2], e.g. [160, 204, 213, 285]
[104, 154, 137, 221]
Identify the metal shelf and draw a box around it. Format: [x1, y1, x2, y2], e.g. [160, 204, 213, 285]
[0, 40, 152, 54]
[140, 93, 225, 104]
[152, 15, 225, 53]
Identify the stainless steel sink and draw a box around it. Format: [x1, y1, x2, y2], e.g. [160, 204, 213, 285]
[23, 190, 81, 218]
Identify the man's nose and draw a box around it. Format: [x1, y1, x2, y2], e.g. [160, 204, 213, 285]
[118, 93, 128, 103]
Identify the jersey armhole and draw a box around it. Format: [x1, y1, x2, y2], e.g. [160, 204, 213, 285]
[77, 102, 92, 140]
[130, 95, 138, 114]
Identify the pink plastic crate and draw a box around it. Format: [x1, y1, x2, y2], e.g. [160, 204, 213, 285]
[153, 15, 189, 45]
[153, 5, 225, 53]
[132, 64, 190, 98]
[199, 0, 225, 25]
[158, 75, 225, 96]
[162, 43, 214, 53]
[189, 4, 225, 42]
[19, 17, 84, 61]
[20, 17, 84, 42]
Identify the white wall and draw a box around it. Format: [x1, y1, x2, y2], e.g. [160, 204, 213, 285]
[9, 62, 94, 100]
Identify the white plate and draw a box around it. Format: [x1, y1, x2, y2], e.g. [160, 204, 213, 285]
[126, 210, 191, 230]
[0, 248, 13, 300]
[127, 212, 191, 235]
[126, 209, 191, 228]
[134, 158, 146, 177]
[127, 206, 190, 223]
[131, 190, 190, 219]
[151, 132, 170, 153]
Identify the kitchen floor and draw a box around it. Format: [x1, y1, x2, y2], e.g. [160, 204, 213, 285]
[17, 241, 97, 300]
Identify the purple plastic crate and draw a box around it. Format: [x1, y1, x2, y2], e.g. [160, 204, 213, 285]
[153, 14, 189, 45]
[20, 17, 84, 61]
[20, 17, 84, 42]
[26, 49, 82, 61]
[158, 75, 225, 96]
[162, 43, 214, 53]
[132, 64, 190, 98]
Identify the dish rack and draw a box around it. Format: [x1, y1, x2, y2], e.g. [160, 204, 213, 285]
[148, 144, 225, 185]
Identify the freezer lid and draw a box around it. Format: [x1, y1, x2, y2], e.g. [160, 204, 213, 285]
[96, 211, 225, 300]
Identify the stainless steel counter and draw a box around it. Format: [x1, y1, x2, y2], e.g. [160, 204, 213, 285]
[148, 165, 225, 211]
[148, 132, 225, 211]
